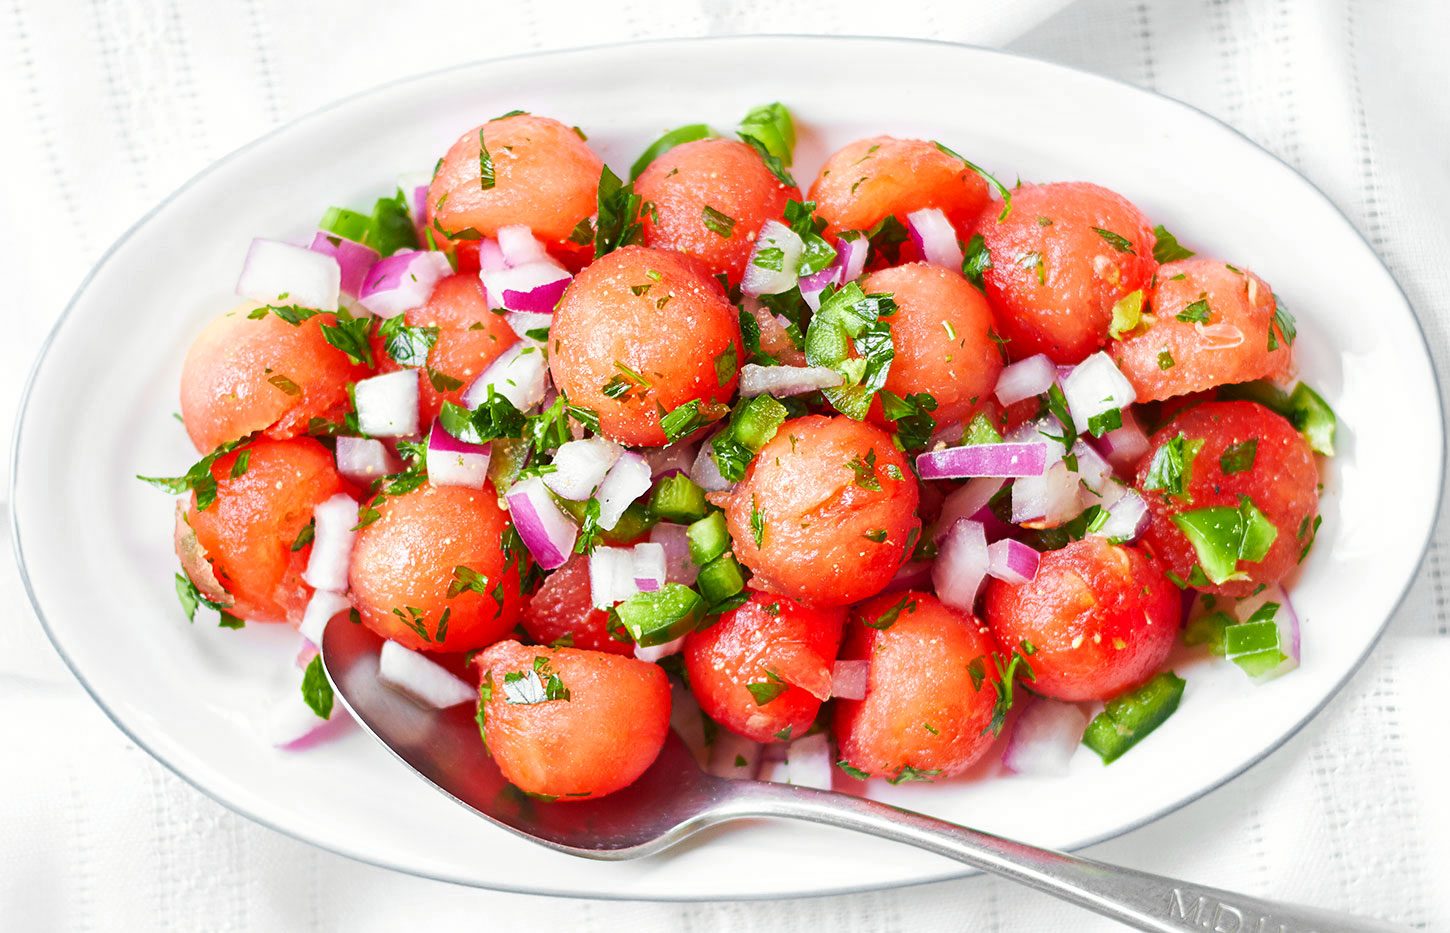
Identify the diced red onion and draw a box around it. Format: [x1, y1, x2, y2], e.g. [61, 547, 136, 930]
[334, 436, 396, 482]
[905, 207, 964, 269]
[595, 452, 652, 531]
[354, 370, 420, 437]
[837, 235, 869, 282]
[1195, 321, 1245, 350]
[378, 640, 475, 708]
[308, 232, 379, 298]
[237, 238, 341, 311]
[357, 250, 451, 317]
[917, 442, 1050, 480]
[689, 440, 733, 493]
[883, 559, 933, 593]
[987, 539, 1040, 584]
[478, 238, 507, 273]
[741, 220, 805, 297]
[738, 363, 843, 398]
[933, 518, 990, 612]
[644, 443, 697, 478]
[266, 667, 351, 748]
[504, 311, 552, 338]
[589, 545, 639, 609]
[1001, 699, 1088, 776]
[427, 420, 491, 489]
[707, 731, 762, 780]
[1095, 408, 1151, 472]
[1007, 416, 1068, 467]
[798, 264, 840, 309]
[1012, 461, 1082, 525]
[632, 541, 667, 593]
[785, 733, 834, 790]
[649, 523, 698, 585]
[995, 353, 1057, 406]
[1094, 489, 1150, 542]
[299, 587, 350, 647]
[543, 437, 623, 500]
[970, 503, 1019, 543]
[670, 680, 711, 767]
[504, 476, 578, 570]
[495, 224, 549, 267]
[480, 260, 572, 313]
[831, 660, 870, 700]
[633, 634, 685, 663]
[935, 477, 1006, 542]
[302, 493, 358, 593]
[1061, 352, 1136, 427]
[462, 339, 550, 411]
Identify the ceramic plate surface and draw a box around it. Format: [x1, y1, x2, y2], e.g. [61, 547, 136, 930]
[13, 36, 1443, 900]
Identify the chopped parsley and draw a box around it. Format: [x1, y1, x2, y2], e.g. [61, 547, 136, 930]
[836, 759, 871, 780]
[750, 495, 766, 548]
[1152, 224, 1195, 263]
[878, 390, 938, 452]
[593, 165, 645, 258]
[1142, 433, 1204, 499]
[847, 450, 882, 491]
[290, 519, 315, 552]
[1175, 298, 1212, 324]
[301, 655, 334, 719]
[1092, 227, 1136, 254]
[378, 314, 438, 367]
[1087, 408, 1123, 437]
[746, 669, 788, 705]
[1268, 297, 1298, 351]
[173, 572, 240, 629]
[932, 140, 1012, 220]
[701, 205, 737, 238]
[477, 128, 495, 190]
[660, 399, 727, 443]
[138, 435, 253, 511]
[319, 310, 376, 368]
[863, 593, 916, 630]
[962, 233, 992, 289]
[803, 282, 897, 420]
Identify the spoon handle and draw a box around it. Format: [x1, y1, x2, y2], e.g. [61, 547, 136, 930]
[724, 781, 1400, 933]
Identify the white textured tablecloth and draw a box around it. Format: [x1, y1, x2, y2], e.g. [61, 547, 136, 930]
[3, 1, 1447, 929]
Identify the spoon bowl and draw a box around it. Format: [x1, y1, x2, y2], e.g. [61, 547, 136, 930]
[323, 620, 1400, 932]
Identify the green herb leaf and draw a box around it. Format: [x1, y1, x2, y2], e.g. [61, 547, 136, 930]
[1176, 298, 1212, 324]
[1092, 227, 1136, 254]
[878, 390, 938, 452]
[438, 388, 527, 446]
[378, 314, 438, 367]
[962, 233, 992, 289]
[1219, 439, 1258, 475]
[1142, 433, 1204, 500]
[1152, 224, 1195, 263]
[594, 165, 645, 258]
[836, 759, 870, 780]
[137, 436, 253, 511]
[701, 205, 737, 238]
[477, 128, 496, 190]
[320, 310, 376, 368]
[746, 669, 788, 706]
[301, 655, 334, 720]
[932, 141, 1012, 221]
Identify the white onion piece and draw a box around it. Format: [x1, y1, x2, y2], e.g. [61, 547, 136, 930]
[480, 260, 572, 313]
[462, 339, 550, 411]
[987, 539, 1041, 585]
[785, 733, 834, 790]
[1001, 700, 1088, 776]
[738, 363, 843, 397]
[1006, 416, 1068, 466]
[933, 518, 990, 612]
[357, 250, 451, 317]
[544, 437, 623, 500]
[478, 238, 507, 273]
[354, 370, 420, 437]
[994, 353, 1057, 406]
[504, 477, 577, 570]
[741, 220, 805, 297]
[707, 731, 762, 780]
[1012, 460, 1082, 525]
[644, 442, 696, 478]
[589, 545, 638, 609]
[426, 423, 491, 489]
[299, 588, 350, 647]
[670, 680, 711, 767]
[302, 493, 358, 593]
[689, 441, 732, 492]
[378, 640, 475, 709]
[237, 238, 341, 311]
[1094, 489, 1150, 542]
[596, 452, 652, 530]
[831, 660, 870, 700]
[632, 541, 667, 593]
[905, 207, 964, 269]
[1061, 352, 1136, 427]
[504, 311, 553, 338]
[334, 436, 396, 482]
[1071, 440, 1115, 497]
[633, 634, 685, 663]
[495, 224, 549, 266]
[308, 232, 379, 298]
[935, 477, 1006, 542]
[1096, 408, 1151, 472]
[649, 523, 698, 585]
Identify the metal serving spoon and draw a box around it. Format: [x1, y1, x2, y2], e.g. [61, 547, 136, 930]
[323, 621, 1397, 932]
